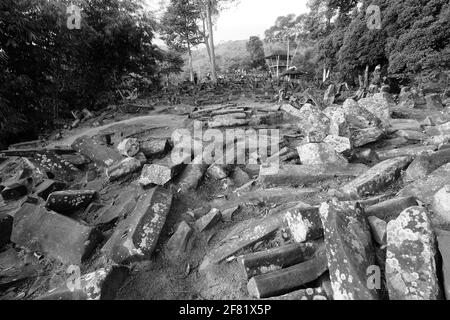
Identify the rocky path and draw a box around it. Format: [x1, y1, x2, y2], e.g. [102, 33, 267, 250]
[1, 89, 450, 300]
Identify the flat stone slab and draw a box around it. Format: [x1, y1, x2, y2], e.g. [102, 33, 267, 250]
[399, 163, 450, 205]
[319, 200, 379, 300]
[33, 151, 80, 182]
[340, 156, 412, 199]
[71, 136, 123, 167]
[11, 204, 103, 265]
[386, 207, 440, 300]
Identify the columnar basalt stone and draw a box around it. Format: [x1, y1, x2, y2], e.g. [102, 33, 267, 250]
[174, 156, 209, 194]
[11, 204, 103, 265]
[107, 157, 142, 181]
[367, 216, 387, 246]
[389, 119, 422, 132]
[1, 183, 29, 201]
[386, 207, 440, 300]
[323, 135, 352, 153]
[297, 143, 348, 166]
[207, 115, 249, 128]
[364, 197, 418, 221]
[71, 136, 123, 167]
[395, 130, 427, 142]
[432, 185, 450, 222]
[282, 103, 330, 142]
[165, 221, 193, 260]
[239, 241, 321, 279]
[340, 156, 412, 199]
[350, 127, 385, 148]
[0, 213, 13, 248]
[323, 106, 350, 137]
[319, 200, 379, 300]
[404, 148, 450, 183]
[376, 145, 436, 162]
[201, 214, 284, 268]
[342, 98, 382, 129]
[247, 244, 328, 299]
[140, 138, 172, 159]
[139, 154, 188, 186]
[283, 207, 324, 243]
[265, 287, 329, 300]
[358, 92, 394, 126]
[400, 163, 450, 205]
[195, 208, 221, 232]
[38, 266, 129, 300]
[46, 190, 97, 215]
[33, 151, 80, 182]
[436, 229, 450, 300]
[258, 163, 368, 187]
[101, 187, 172, 264]
[34, 179, 67, 201]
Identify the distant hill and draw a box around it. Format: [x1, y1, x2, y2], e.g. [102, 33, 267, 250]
[177, 39, 309, 80]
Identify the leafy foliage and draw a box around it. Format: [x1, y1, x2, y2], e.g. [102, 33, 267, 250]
[0, 0, 177, 147]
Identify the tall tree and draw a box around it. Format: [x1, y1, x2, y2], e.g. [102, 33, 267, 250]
[196, 0, 238, 83]
[246, 36, 266, 69]
[160, 0, 203, 82]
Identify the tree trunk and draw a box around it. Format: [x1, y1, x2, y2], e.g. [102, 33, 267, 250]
[286, 38, 290, 70]
[202, 16, 212, 70]
[188, 42, 194, 83]
[206, 0, 217, 84]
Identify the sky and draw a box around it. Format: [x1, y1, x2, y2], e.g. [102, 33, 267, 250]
[145, 0, 309, 42]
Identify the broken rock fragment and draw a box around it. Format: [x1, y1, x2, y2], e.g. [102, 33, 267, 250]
[117, 138, 140, 157]
[386, 207, 440, 300]
[107, 157, 142, 181]
[323, 135, 352, 153]
[45, 190, 97, 215]
[139, 154, 188, 186]
[11, 204, 102, 265]
[319, 200, 379, 300]
[297, 143, 348, 165]
[340, 156, 412, 199]
[367, 216, 387, 246]
[101, 186, 172, 264]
